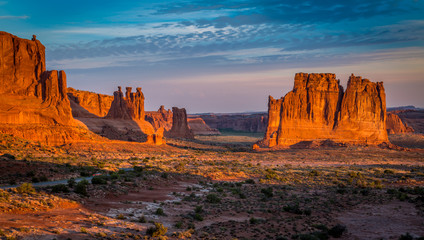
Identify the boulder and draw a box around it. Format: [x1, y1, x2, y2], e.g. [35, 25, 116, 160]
[259, 73, 389, 147]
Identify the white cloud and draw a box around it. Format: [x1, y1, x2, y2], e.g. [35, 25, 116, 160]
[0, 15, 29, 20]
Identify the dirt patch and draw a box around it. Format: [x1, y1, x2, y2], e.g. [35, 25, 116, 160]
[337, 201, 424, 239]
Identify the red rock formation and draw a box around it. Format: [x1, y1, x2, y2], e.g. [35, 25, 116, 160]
[386, 112, 414, 134]
[102, 86, 162, 144]
[389, 109, 424, 133]
[165, 107, 194, 139]
[145, 105, 173, 131]
[187, 118, 221, 135]
[67, 88, 113, 117]
[260, 73, 389, 147]
[0, 32, 96, 145]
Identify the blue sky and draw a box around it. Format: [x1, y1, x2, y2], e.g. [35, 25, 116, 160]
[1, 0, 424, 112]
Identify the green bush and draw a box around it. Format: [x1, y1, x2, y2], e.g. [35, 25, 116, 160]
[75, 179, 89, 196]
[206, 193, 221, 203]
[146, 222, 167, 237]
[51, 184, 69, 193]
[16, 183, 36, 194]
[261, 187, 274, 198]
[155, 208, 165, 216]
[91, 176, 107, 185]
[328, 224, 346, 238]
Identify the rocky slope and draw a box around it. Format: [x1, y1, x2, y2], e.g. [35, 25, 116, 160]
[389, 110, 424, 134]
[0, 32, 100, 145]
[260, 73, 389, 147]
[67, 88, 113, 117]
[187, 118, 221, 135]
[386, 112, 414, 134]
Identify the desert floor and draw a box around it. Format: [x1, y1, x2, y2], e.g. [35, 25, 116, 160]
[0, 133, 423, 240]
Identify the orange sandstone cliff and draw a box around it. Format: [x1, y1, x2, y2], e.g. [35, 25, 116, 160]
[165, 107, 194, 139]
[67, 88, 113, 117]
[187, 118, 221, 135]
[260, 73, 389, 147]
[0, 32, 98, 144]
[386, 112, 414, 134]
[145, 106, 173, 131]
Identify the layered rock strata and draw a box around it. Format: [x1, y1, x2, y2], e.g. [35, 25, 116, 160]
[67, 88, 113, 117]
[0, 32, 97, 144]
[165, 107, 194, 139]
[187, 118, 221, 135]
[386, 112, 414, 134]
[260, 73, 388, 147]
[145, 106, 173, 131]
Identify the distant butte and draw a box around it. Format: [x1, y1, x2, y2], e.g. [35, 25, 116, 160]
[258, 73, 389, 148]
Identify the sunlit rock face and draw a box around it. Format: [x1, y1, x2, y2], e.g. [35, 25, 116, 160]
[0, 32, 98, 145]
[67, 88, 113, 117]
[260, 73, 389, 147]
[187, 118, 221, 136]
[165, 107, 194, 139]
[145, 105, 173, 131]
[386, 112, 414, 134]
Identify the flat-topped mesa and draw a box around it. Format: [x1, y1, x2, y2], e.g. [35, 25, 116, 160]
[259, 73, 389, 147]
[165, 107, 194, 139]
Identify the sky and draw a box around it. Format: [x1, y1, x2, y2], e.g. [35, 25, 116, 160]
[1, 0, 424, 113]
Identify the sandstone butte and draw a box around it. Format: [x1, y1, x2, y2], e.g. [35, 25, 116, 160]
[165, 107, 195, 139]
[386, 112, 414, 134]
[259, 73, 389, 147]
[0, 31, 105, 145]
[187, 118, 221, 135]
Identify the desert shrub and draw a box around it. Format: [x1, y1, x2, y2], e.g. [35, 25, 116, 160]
[146, 222, 167, 237]
[261, 187, 274, 198]
[249, 217, 260, 224]
[16, 183, 36, 194]
[80, 227, 88, 233]
[39, 175, 48, 182]
[174, 221, 183, 229]
[194, 213, 203, 221]
[52, 184, 69, 193]
[0, 190, 10, 201]
[194, 205, 203, 213]
[1, 153, 15, 160]
[206, 193, 221, 203]
[75, 179, 89, 196]
[133, 166, 144, 172]
[31, 177, 40, 183]
[91, 176, 107, 185]
[155, 208, 165, 216]
[328, 224, 346, 238]
[384, 169, 395, 174]
[117, 214, 126, 219]
[245, 179, 255, 184]
[67, 178, 76, 187]
[139, 215, 147, 223]
[309, 170, 321, 176]
[161, 172, 168, 179]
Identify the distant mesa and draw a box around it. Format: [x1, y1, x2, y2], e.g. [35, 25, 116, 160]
[187, 118, 221, 136]
[258, 73, 389, 148]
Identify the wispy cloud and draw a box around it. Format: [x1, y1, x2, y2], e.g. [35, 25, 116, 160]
[0, 15, 29, 20]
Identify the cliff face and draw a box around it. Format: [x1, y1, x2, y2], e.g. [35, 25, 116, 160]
[198, 113, 267, 133]
[0, 32, 73, 126]
[187, 118, 221, 135]
[106, 87, 145, 120]
[261, 73, 389, 147]
[67, 88, 113, 117]
[386, 112, 414, 134]
[165, 107, 194, 139]
[145, 105, 173, 131]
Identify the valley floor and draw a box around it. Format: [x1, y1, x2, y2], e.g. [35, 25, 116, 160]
[0, 133, 423, 239]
